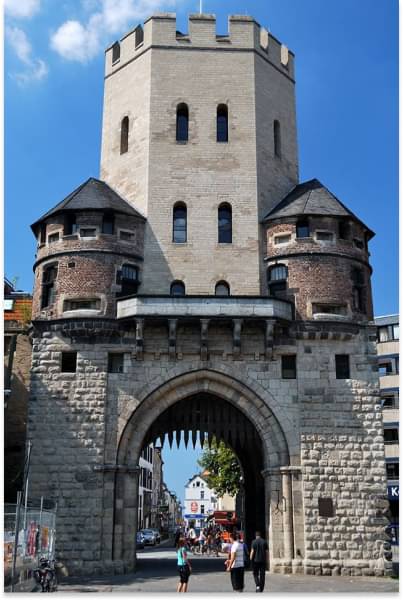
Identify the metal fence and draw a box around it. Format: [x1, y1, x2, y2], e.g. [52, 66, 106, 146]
[4, 497, 57, 591]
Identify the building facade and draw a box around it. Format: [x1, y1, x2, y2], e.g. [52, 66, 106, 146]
[26, 13, 390, 577]
[374, 315, 399, 531]
[184, 474, 217, 528]
[4, 278, 32, 502]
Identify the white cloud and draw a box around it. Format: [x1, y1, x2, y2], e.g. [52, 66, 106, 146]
[50, 19, 100, 63]
[6, 26, 48, 84]
[4, 0, 41, 19]
[50, 0, 178, 63]
[6, 26, 32, 63]
[13, 59, 48, 84]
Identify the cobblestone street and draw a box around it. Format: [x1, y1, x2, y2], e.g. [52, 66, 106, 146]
[56, 546, 399, 594]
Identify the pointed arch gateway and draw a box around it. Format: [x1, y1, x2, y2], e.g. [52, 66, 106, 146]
[110, 369, 299, 571]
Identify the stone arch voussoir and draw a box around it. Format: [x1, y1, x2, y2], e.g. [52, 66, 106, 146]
[117, 367, 292, 469]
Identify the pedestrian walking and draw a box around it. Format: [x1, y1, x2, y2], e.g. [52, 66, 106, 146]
[226, 532, 244, 592]
[198, 529, 207, 554]
[176, 538, 192, 593]
[214, 531, 221, 556]
[250, 531, 269, 593]
[187, 526, 196, 551]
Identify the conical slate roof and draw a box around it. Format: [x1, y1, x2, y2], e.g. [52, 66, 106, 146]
[263, 178, 374, 237]
[31, 177, 145, 233]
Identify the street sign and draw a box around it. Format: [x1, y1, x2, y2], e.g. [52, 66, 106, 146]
[387, 485, 399, 500]
[184, 514, 206, 519]
[159, 505, 169, 511]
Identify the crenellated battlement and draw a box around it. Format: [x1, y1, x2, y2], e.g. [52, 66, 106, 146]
[105, 13, 294, 78]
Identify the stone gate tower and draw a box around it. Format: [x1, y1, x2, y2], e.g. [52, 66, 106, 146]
[100, 13, 298, 294]
[27, 13, 389, 578]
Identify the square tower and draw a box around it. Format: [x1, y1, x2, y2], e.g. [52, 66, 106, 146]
[100, 14, 299, 295]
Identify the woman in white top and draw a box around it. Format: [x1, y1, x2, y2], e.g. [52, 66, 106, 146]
[226, 532, 244, 592]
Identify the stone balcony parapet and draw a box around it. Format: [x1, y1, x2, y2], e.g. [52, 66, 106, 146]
[116, 295, 294, 321]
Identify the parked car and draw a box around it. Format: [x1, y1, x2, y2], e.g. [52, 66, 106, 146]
[136, 531, 145, 549]
[139, 529, 157, 546]
[148, 529, 161, 544]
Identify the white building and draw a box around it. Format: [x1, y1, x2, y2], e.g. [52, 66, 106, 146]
[138, 445, 154, 529]
[184, 474, 219, 528]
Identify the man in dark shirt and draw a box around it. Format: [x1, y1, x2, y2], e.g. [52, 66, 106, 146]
[250, 531, 268, 592]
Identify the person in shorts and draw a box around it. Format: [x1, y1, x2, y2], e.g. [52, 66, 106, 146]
[226, 532, 244, 592]
[177, 538, 192, 592]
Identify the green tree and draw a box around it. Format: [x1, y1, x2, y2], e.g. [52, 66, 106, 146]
[197, 439, 241, 497]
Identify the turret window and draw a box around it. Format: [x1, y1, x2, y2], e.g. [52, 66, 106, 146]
[173, 203, 187, 243]
[64, 214, 77, 236]
[63, 298, 100, 312]
[120, 116, 129, 154]
[41, 264, 58, 309]
[268, 264, 287, 297]
[352, 267, 365, 312]
[117, 264, 139, 297]
[316, 231, 334, 242]
[119, 230, 135, 241]
[170, 281, 185, 296]
[102, 212, 114, 234]
[218, 203, 232, 243]
[39, 224, 46, 244]
[274, 120, 281, 157]
[176, 104, 189, 142]
[215, 281, 230, 296]
[296, 219, 310, 238]
[353, 238, 364, 249]
[80, 228, 96, 238]
[217, 104, 228, 142]
[338, 220, 350, 240]
[48, 232, 60, 244]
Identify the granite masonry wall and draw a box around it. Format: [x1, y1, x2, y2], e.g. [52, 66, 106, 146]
[27, 319, 389, 576]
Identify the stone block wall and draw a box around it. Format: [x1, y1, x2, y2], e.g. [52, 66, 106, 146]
[27, 318, 388, 576]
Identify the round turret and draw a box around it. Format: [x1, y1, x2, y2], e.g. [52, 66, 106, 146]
[263, 179, 374, 322]
[31, 178, 145, 320]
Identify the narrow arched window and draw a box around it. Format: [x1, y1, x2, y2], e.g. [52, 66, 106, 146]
[352, 267, 365, 312]
[41, 264, 58, 308]
[296, 219, 310, 238]
[274, 120, 281, 157]
[218, 203, 232, 243]
[170, 281, 185, 296]
[173, 203, 187, 243]
[176, 104, 188, 142]
[217, 104, 228, 142]
[268, 264, 287, 297]
[120, 116, 129, 154]
[215, 281, 230, 296]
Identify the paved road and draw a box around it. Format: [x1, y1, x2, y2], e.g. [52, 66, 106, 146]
[57, 546, 399, 594]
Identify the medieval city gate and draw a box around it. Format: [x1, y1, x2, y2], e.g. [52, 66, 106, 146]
[27, 11, 389, 579]
[112, 370, 297, 570]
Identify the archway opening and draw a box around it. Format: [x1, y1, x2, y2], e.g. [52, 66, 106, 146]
[136, 393, 265, 554]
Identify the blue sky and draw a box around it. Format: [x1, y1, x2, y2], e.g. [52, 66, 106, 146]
[5, 0, 398, 502]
